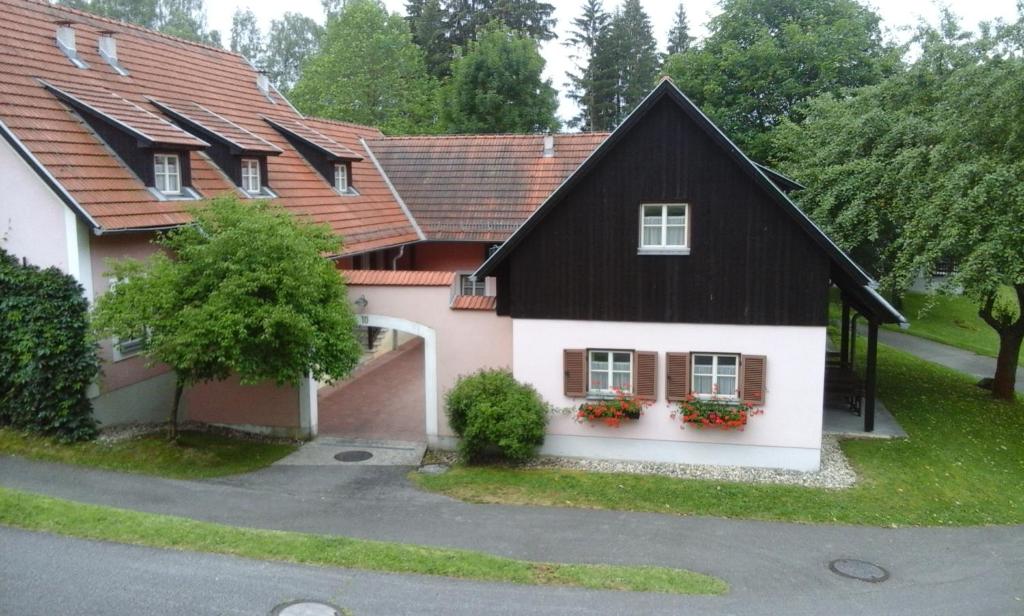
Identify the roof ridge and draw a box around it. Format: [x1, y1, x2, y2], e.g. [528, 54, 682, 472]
[31, 0, 241, 57]
[369, 131, 611, 141]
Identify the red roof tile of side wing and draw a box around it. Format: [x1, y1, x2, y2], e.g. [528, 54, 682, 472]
[364, 132, 609, 241]
[450, 295, 497, 310]
[0, 0, 420, 255]
[342, 270, 455, 287]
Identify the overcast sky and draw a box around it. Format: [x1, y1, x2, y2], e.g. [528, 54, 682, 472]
[207, 0, 1022, 123]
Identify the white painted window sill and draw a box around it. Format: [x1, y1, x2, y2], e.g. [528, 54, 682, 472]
[637, 247, 690, 256]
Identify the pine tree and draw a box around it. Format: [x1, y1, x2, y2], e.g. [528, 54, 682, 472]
[407, 0, 452, 77]
[564, 0, 611, 131]
[609, 0, 659, 122]
[230, 8, 263, 61]
[666, 3, 693, 55]
[431, 0, 557, 76]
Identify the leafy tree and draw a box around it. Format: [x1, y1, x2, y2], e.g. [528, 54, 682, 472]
[773, 13, 1024, 399]
[263, 12, 324, 93]
[666, 2, 694, 56]
[58, 0, 221, 46]
[230, 8, 263, 61]
[564, 0, 612, 131]
[608, 0, 659, 122]
[441, 21, 560, 133]
[91, 196, 362, 438]
[664, 0, 897, 161]
[290, 0, 439, 134]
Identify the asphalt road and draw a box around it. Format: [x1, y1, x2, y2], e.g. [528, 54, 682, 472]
[2, 457, 1023, 614]
[1, 526, 1020, 616]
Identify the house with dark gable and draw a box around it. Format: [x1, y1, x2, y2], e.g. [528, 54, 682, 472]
[0, 0, 902, 471]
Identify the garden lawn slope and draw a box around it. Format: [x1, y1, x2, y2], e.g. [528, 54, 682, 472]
[414, 346, 1024, 526]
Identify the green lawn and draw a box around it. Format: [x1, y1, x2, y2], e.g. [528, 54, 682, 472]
[414, 345, 1024, 526]
[0, 487, 726, 595]
[0, 429, 298, 479]
[888, 291, 1022, 361]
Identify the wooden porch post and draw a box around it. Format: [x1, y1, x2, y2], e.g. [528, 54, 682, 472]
[864, 319, 879, 432]
[840, 297, 851, 368]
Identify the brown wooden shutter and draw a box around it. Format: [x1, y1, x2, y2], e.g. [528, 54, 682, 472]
[666, 352, 690, 401]
[633, 351, 657, 400]
[741, 355, 767, 404]
[563, 349, 587, 397]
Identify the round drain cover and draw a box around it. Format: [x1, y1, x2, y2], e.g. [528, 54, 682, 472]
[828, 559, 890, 583]
[271, 600, 342, 616]
[334, 450, 373, 462]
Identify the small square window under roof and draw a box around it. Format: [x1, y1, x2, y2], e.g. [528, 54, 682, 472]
[41, 81, 209, 149]
[149, 98, 282, 156]
[263, 116, 363, 162]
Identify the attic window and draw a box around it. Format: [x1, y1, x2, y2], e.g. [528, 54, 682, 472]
[241, 158, 261, 194]
[154, 153, 181, 195]
[639, 204, 689, 254]
[334, 164, 349, 193]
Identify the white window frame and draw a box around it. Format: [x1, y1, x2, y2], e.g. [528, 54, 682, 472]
[691, 353, 740, 399]
[241, 158, 262, 194]
[459, 274, 486, 296]
[587, 349, 633, 396]
[334, 163, 349, 193]
[639, 203, 689, 254]
[153, 153, 181, 195]
[112, 335, 145, 362]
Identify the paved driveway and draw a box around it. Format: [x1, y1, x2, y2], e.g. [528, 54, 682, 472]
[317, 338, 426, 441]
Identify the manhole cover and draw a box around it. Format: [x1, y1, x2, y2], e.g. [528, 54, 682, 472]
[418, 463, 449, 475]
[334, 450, 373, 462]
[828, 559, 890, 583]
[271, 600, 343, 616]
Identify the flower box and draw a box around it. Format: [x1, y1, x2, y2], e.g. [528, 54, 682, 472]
[672, 395, 763, 430]
[576, 389, 649, 428]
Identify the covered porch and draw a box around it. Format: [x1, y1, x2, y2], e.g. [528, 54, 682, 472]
[824, 260, 908, 436]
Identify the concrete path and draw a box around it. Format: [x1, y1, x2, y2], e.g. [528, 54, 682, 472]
[874, 328, 1024, 392]
[2, 456, 1021, 614]
[317, 339, 426, 440]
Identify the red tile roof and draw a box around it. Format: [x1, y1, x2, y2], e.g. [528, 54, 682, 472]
[0, 0, 420, 254]
[342, 269, 455, 287]
[149, 98, 282, 154]
[450, 295, 497, 310]
[265, 115, 362, 161]
[365, 133, 609, 242]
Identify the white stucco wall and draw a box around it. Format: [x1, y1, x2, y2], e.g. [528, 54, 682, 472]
[1, 135, 70, 272]
[513, 319, 826, 470]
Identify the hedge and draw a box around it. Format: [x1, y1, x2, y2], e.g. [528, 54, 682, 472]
[0, 248, 99, 441]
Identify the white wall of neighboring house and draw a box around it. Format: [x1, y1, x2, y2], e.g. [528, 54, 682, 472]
[513, 319, 827, 471]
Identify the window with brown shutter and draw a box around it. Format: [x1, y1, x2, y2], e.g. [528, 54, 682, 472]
[666, 352, 690, 401]
[740, 355, 767, 404]
[633, 351, 657, 399]
[563, 349, 587, 397]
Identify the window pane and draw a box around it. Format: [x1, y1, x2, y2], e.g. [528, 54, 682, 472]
[717, 376, 737, 396]
[642, 205, 662, 219]
[693, 374, 713, 394]
[666, 205, 686, 220]
[666, 225, 685, 246]
[590, 371, 609, 391]
[612, 352, 631, 370]
[612, 371, 631, 391]
[718, 356, 737, 374]
[642, 225, 662, 246]
[590, 351, 608, 369]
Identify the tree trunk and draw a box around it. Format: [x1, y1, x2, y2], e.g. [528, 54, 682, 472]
[168, 380, 184, 441]
[992, 331, 1022, 401]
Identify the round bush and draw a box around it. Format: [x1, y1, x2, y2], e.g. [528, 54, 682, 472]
[446, 369, 547, 463]
[0, 248, 99, 441]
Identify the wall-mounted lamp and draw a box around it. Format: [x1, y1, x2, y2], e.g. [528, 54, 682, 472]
[354, 295, 368, 313]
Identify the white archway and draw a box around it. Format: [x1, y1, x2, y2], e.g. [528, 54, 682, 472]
[300, 314, 439, 440]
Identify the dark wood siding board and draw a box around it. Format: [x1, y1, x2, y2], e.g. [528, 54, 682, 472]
[502, 97, 830, 326]
[282, 132, 334, 186]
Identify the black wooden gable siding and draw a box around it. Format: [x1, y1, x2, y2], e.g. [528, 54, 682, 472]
[496, 97, 830, 326]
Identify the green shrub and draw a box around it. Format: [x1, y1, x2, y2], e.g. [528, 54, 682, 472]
[446, 369, 547, 463]
[0, 248, 99, 441]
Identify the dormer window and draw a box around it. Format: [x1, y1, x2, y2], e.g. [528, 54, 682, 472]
[639, 203, 689, 255]
[154, 153, 181, 195]
[241, 158, 261, 194]
[334, 164, 348, 192]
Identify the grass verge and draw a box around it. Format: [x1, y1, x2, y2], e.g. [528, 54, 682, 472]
[884, 291, 1023, 361]
[413, 345, 1024, 527]
[0, 487, 727, 595]
[0, 429, 298, 479]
